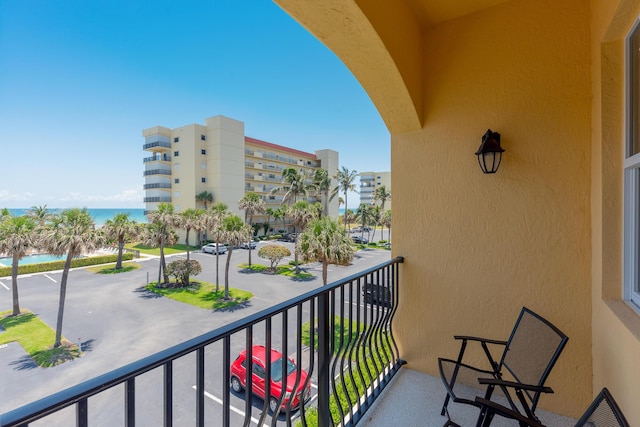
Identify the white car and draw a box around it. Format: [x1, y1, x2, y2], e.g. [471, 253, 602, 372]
[201, 243, 228, 254]
[240, 241, 257, 249]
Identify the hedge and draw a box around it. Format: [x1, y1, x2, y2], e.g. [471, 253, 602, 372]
[0, 252, 134, 277]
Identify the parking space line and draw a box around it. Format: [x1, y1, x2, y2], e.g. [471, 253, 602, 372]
[44, 274, 57, 283]
[0, 281, 9, 290]
[192, 385, 269, 427]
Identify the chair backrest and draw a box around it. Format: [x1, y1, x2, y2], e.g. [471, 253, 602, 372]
[500, 307, 569, 410]
[575, 388, 630, 427]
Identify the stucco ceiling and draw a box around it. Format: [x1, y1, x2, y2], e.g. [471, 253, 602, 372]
[403, 0, 511, 26]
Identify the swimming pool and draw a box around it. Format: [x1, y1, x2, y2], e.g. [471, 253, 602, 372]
[0, 254, 67, 267]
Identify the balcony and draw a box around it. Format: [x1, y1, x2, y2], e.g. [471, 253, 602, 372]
[143, 154, 171, 163]
[143, 141, 171, 150]
[1, 258, 405, 427]
[143, 169, 172, 176]
[144, 196, 172, 203]
[143, 183, 171, 190]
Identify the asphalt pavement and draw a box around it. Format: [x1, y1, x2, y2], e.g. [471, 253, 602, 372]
[0, 242, 391, 425]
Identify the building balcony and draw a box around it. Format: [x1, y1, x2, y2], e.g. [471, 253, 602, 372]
[143, 183, 172, 190]
[143, 169, 172, 176]
[143, 141, 171, 150]
[143, 196, 172, 203]
[143, 154, 171, 163]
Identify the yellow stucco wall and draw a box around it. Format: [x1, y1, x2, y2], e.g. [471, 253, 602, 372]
[277, 0, 640, 422]
[593, 0, 640, 424]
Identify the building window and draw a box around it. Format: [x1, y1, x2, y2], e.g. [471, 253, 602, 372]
[625, 20, 640, 308]
[201, 149, 206, 155]
[174, 137, 179, 143]
[174, 151, 179, 157]
[174, 178, 180, 184]
[201, 177, 207, 183]
[201, 135, 206, 141]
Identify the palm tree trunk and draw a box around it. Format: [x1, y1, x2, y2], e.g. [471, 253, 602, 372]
[215, 250, 220, 292]
[293, 228, 300, 274]
[158, 237, 165, 285]
[248, 245, 253, 267]
[11, 254, 20, 316]
[185, 228, 191, 261]
[116, 235, 124, 270]
[54, 252, 74, 348]
[322, 262, 328, 286]
[224, 249, 232, 300]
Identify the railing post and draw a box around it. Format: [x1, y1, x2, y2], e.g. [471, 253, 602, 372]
[317, 292, 330, 427]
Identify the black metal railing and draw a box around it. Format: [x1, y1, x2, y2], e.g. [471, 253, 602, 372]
[143, 169, 171, 176]
[143, 197, 172, 203]
[1, 257, 404, 427]
[143, 141, 171, 150]
[143, 183, 172, 190]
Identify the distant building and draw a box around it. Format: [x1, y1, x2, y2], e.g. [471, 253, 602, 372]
[142, 115, 339, 236]
[359, 171, 391, 211]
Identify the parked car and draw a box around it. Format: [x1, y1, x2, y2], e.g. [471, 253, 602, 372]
[278, 233, 297, 243]
[352, 236, 369, 244]
[240, 241, 257, 249]
[201, 243, 228, 254]
[363, 283, 392, 307]
[230, 345, 311, 413]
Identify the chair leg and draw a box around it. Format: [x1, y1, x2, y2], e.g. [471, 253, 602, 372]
[441, 394, 451, 416]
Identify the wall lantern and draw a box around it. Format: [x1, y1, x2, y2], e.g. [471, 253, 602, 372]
[475, 129, 505, 174]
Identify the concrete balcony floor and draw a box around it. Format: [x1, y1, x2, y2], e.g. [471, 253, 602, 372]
[363, 368, 576, 427]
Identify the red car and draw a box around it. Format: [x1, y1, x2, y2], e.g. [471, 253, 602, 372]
[230, 345, 311, 413]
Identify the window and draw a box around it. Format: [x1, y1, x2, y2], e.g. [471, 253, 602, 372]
[201, 177, 207, 183]
[201, 135, 206, 141]
[174, 151, 179, 157]
[174, 178, 180, 184]
[174, 191, 180, 197]
[174, 137, 179, 143]
[625, 20, 640, 308]
[201, 149, 206, 155]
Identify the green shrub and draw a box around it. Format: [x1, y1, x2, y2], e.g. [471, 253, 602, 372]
[0, 253, 134, 277]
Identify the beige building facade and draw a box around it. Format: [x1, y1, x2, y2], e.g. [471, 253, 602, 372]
[143, 115, 339, 233]
[359, 171, 391, 211]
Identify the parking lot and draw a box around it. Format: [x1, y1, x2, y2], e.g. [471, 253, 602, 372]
[0, 242, 391, 424]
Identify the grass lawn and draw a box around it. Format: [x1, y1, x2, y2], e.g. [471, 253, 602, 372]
[145, 280, 252, 310]
[0, 310, 80, 367]
[239, 263, 314, 280]
[86, 262, 141, 274]
[125, 243, 200, 256]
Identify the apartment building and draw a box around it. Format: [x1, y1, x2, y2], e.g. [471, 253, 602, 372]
[359, 171, 391, 211]
[142, 115, 339, 232]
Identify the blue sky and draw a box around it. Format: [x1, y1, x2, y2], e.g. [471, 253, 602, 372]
[0, 1, 389, 209]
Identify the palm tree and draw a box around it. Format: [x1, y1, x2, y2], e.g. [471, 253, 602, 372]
[288, 200, 317, 273]
[271, 167, 311, 205]
[264, 207, 274, 235]
[146, 203, 179, 284]
[298, 216, 354, 285]
[205, 203, 229, 292]
[372, 185, 391, 212]
[221, 215, 252, 300]
[177, 208, 203, 261]
[370, 205, 381, 242]
[195, 191, 214, 210]
[102, 213, 140, 269]
[332, 166, 358, 230]
[141, 222, 177, 285]
[27, 205, 52, 226]
[355, 203, 373, 240]
[311, 168, 333, 217]
[381, 209, 391, 241]
[239, 192, 266, 266]
[343, 209, 356, 229]
[272, 207, 287, 235]
[0, 215, 38, 316]
[44, 208, 103, 348]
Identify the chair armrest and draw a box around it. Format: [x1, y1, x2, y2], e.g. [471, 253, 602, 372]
[477, 377, 553, 394]
[475, 397, 546, 427]
[454, 335, 508, 346]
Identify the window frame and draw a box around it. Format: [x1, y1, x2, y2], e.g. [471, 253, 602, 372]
[624, 17, 640, 309]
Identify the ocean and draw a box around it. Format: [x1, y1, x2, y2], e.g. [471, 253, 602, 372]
[6, 208, 148, 227]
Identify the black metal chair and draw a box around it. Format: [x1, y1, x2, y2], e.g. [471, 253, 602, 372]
[474, 387, 629, 427]
[438, 307, 569, 427]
